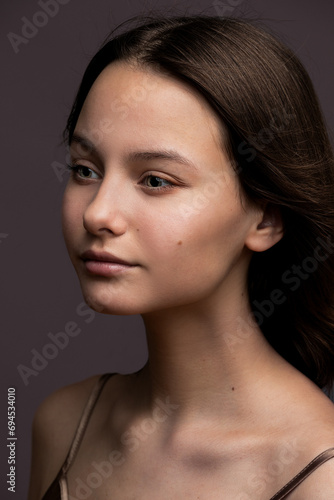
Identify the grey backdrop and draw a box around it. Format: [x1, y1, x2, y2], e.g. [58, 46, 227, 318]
[2, 0, 334, 497]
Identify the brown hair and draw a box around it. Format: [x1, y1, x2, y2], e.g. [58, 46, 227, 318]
[64, 15, 334, 390]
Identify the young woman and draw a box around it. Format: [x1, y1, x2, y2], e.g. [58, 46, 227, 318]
[28, 15, 334, 500]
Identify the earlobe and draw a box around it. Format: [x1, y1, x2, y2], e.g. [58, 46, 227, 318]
[245, 204, 284, 252]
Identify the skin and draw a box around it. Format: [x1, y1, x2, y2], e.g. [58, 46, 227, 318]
[29, 61, 334, 500]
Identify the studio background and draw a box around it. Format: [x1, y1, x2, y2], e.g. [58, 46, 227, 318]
[1, 0, 334, 497]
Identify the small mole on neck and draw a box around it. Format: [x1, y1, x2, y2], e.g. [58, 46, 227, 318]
[177, 240, 182, 245]
[231, 387, 235, 391]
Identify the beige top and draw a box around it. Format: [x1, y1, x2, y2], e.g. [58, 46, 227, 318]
[41, 373, 334, 500]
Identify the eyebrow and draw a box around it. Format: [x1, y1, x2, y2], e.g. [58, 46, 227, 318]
[70, 134, 198, 170]
[127, 150, 198, 170]
[71, 134, 98, 154]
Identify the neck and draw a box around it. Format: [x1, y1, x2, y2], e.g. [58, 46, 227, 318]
[138, 291, 282, 426]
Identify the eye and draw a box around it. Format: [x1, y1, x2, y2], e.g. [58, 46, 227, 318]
[66, 164, 100, 180]
[142, 174, 174, 191]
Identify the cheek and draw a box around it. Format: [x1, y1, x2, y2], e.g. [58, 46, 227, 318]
[142, 197, 246, 273]
[138, 204, 249, 307]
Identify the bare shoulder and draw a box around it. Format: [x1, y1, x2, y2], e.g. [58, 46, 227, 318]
[290, 453, 334, 499]
[290, 382, 334, 455]
[28, 374, 104, 500]
[282, 387, 334, 499]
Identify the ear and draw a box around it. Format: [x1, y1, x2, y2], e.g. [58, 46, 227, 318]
[245, 204, 284, 252]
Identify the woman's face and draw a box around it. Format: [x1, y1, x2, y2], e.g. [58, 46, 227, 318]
[62, 61, 262, 315]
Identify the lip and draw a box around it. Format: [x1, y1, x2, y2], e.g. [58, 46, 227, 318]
[80, 249, 137, 276]
[81, 249, 134, 265]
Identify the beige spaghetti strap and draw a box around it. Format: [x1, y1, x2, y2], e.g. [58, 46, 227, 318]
[61, 373, 116, 475]
[42, 373, 116, 500]
[269, 447, 334, 500]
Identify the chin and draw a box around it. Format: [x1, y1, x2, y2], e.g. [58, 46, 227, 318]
[81, 290, 144, 316]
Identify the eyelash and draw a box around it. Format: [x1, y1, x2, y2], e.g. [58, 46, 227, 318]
[66, 164, 176, 192]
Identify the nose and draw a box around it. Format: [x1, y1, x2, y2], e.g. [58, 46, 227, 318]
[83, 178, 128, 237]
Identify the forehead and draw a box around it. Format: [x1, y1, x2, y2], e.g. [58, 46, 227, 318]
[75, 61, 228, 164]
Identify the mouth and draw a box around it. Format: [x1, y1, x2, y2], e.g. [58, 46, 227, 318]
[81, 249, 135, 265]
[80, 249, 138, 276]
